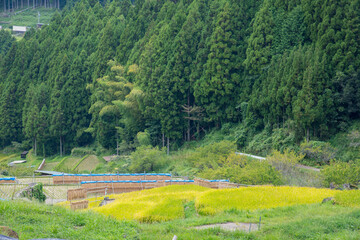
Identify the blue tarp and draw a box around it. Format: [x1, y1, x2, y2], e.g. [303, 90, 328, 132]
[0, 177, 15, 181]
[207, 180, 229, 182]
[81, 180, 157, 184]
[53, 173, 171, 177]
[165, 180, 194, 183]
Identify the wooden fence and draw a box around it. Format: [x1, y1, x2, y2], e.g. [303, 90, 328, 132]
[67, 188, 87, 201]
[0, 178, 16, 184]
[53, 173, 172, 184]
[194, 178, 238, 189]
[70, 200, 88, 210]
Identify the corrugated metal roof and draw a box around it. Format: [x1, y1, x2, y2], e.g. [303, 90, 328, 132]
[34, 170, 68, 176]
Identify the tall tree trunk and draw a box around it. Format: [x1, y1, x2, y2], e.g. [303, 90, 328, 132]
[34, 137, 37, 156]
[162, 133, 165, 148]
[306, 127, 310, 142]
[43, 143, 45, 157]
[4, 0, 6, 12]
[59, 136, 62, 156]
[187, 95, 190, 141]
[116, 138, 119, 156]
[197, 122, 200, 140]
[27, 0, 29, 7]
[166, 137, 169, 155]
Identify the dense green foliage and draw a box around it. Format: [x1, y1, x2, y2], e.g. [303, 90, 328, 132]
[21, 183, 46, 202]
[0, 0, 359, 159]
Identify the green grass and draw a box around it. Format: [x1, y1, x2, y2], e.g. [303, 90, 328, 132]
[0, 200, 138, 240]
[75, 155, 102, 172]
[72, 155, 89, 171]
[138, 203, 360, 240]
[0, 7, 56, 28]
[3, 194, 360, 239]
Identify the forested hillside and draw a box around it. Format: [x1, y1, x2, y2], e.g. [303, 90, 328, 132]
[0, 0, 359, 156]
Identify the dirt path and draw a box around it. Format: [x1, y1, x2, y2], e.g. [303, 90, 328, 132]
[193, 222, 259, 232]
[296, 164, 321, 172]
[236, 152, 321, 172]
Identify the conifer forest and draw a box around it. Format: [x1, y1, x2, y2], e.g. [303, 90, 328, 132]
[0, 0, 359, 156]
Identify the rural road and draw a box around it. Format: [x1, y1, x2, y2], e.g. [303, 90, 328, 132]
[235, 152, 321, 172]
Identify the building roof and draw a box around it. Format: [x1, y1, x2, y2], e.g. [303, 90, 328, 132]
[34, 170, 68, 176]
[13, 26, 27, 32]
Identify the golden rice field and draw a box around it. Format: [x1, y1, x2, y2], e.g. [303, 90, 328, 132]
[195, 186, 338, 215]
[84, 185, 338, 222]
[334, 190, 360, 207]
[92, 185, 209, 222]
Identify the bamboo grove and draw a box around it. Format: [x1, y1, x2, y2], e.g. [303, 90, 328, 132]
[0, 0, 359, 155]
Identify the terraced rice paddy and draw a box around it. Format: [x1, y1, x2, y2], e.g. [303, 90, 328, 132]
[88, 185, 338, 223]
[75, 155, 101, 172]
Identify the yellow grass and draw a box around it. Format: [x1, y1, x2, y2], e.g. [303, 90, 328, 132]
[57, 185, 338, 222]
[0, 154, 17, 163]
[195, 186, 338, 215]
[335, 190, 360, 207]
[92, 185, 209, 222]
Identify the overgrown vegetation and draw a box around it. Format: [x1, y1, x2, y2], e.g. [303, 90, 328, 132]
[21, 183, 46, 202]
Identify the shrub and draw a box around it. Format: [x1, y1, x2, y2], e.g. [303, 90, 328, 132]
[186, 140, 237, 171]
[21, 183, 46, 202]
[267, 149, 304, 174]
[199, 153, 283, 185]
[322, 161, 360, 186]
[136, 131, 151, 146]
[300, 141, 337, 165]
[129, 146, 166, 172]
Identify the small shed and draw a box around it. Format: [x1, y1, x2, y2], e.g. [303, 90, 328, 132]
[21, 151, 28, 159]
[12, 26, 27, 34]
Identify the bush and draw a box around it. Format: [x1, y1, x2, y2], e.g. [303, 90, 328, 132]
[322, 161, 360, 186]
[186, 140, 237, 171]
[267, 149, 323, 187]
[21, 183, 46, 202]
[199, 153, 283, 185]
[267, 149, 304, 174]
[300, 141, 337, 165]
[129, 146, 166, 172]
[136, 131, 151, 146]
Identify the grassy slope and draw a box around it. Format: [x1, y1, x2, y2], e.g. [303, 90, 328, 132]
[75, 155, 101, 172]
[0, 200, 138, 240]
[139, 203, 360, 240]
[2, 187, 360, 239]
[0, 7, 56, 28]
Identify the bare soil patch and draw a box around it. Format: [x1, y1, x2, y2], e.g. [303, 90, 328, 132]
[193, 222, 259, 232]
